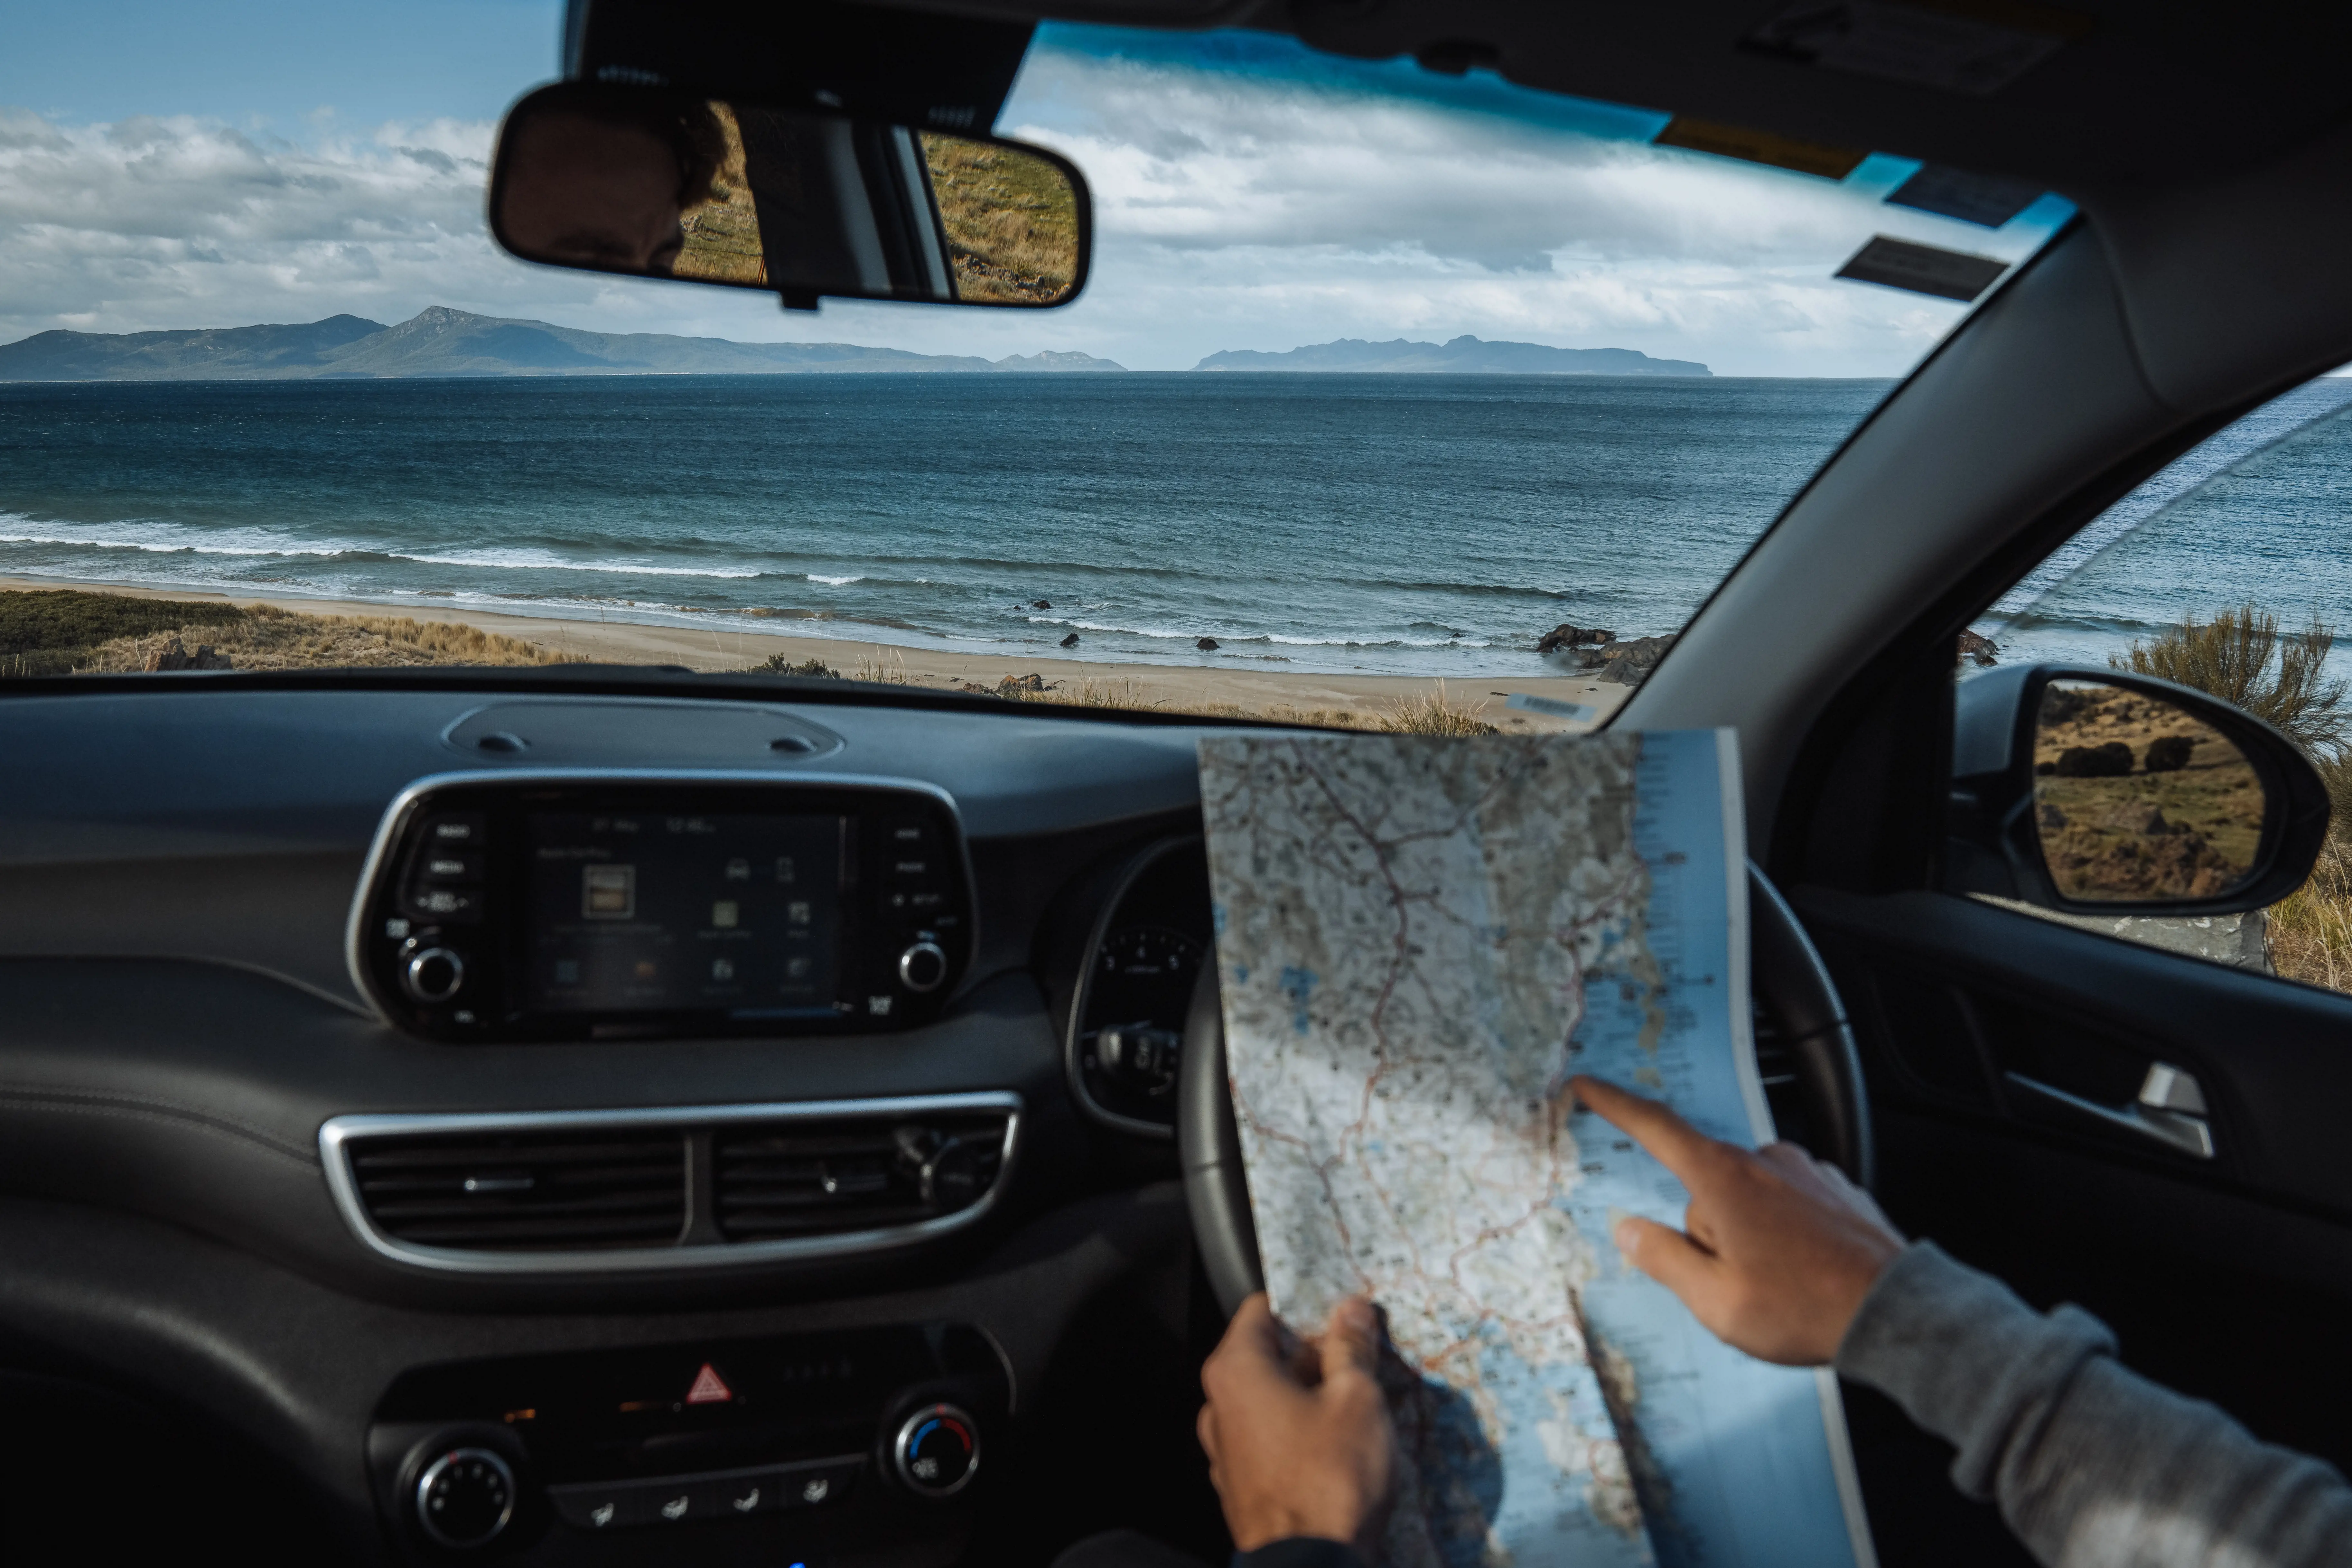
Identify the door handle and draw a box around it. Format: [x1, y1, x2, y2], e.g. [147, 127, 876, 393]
[2003, 1061, 2215, 1159]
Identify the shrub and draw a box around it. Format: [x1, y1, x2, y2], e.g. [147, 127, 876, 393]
[746, 655, 841, 678]
[1371, 685, 1501, 736]
[2114, 604, 2349, 753]
[2117, 605, 2352, 992]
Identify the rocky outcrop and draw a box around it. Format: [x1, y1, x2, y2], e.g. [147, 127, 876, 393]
[1197, 637, 1220, 651]
[1595, 635, 1675, 686]
[1957, 629, 1999, 667]
[1536, 622, 1615, 654]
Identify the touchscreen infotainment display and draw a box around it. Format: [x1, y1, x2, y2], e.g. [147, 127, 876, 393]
[524, 810, 846, 1016]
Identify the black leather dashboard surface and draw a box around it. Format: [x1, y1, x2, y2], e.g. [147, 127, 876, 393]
[0, 685, 1216, 1307]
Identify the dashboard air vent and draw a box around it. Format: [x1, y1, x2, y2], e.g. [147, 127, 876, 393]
[347, 1130, 688, 1251]
[715, 1110, 1011, 1243]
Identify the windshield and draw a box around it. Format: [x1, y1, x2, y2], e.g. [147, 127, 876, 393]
[0, 10, 2073, 727]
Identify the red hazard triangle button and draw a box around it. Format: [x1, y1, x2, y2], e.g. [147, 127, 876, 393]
[685, 1363, 733, 1404]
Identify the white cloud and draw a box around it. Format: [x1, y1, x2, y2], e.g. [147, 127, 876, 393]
[996, 46, 2059, 373]
[0, 44, 2064, 373]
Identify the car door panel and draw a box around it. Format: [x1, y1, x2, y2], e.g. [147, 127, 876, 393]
[1794, 887, 2352, 1487]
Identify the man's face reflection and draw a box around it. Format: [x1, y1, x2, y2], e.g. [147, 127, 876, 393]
[501, 110, 689, 274]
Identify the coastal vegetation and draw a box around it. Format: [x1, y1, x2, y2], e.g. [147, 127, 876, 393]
[2110, 606, 2352, 991]
[0, 591, 582, 673]
[2113, 604, 2348, 753]
[921, 135, 1081, 305]
[671, 104, 767, 288]
[0, 589, 244, 675]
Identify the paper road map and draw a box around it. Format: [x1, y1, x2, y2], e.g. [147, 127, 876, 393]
[1198, 731, 1874, 1568]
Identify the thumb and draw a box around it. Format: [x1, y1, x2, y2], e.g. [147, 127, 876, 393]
[1320, 1295, 1382, 1379]
[1615, 1215, 1723, 1313]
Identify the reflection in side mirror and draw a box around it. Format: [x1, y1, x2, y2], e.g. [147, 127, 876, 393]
[2031, 682, 2264, 902]
[489, 83, 1090, 309]
[1946, 663, 2332, 916]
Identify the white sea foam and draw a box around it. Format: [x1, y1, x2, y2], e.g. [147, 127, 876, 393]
[807, 573, 865, 585]
[0, 517, 767, 579]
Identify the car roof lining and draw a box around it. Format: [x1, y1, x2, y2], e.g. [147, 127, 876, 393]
[886, 0, 2352, 195]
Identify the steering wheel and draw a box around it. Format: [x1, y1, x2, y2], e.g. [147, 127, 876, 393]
[1177, 862, 1873, 1316]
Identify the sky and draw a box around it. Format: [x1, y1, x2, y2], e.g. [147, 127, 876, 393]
[0, 0, 2072, 374]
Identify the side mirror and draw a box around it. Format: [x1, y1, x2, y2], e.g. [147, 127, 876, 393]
[488, 82, 1090, 310]
[1946, 664, 2331, 914]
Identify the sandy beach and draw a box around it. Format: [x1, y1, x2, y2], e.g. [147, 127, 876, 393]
[0, 574, 1629, 731]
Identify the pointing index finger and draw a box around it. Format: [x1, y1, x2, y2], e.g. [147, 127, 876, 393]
[1570, 1074, 1724, 1185]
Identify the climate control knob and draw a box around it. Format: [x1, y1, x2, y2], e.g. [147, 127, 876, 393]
[403, 946, 466, 1003]
[413, 1447, 515, 1549]
[897, 940, 948, 993]
[893, 1404, 979, 1497]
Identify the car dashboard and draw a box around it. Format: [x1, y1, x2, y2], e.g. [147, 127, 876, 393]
[0, 679, 1238, 1566]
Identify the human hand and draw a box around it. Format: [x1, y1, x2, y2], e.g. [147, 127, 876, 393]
[1571, 1075, 1906, 1366]
[1197, 1292, 1397, 1554]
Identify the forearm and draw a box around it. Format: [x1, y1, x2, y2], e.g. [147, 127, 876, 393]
[1836, 1243, 2352, 1567]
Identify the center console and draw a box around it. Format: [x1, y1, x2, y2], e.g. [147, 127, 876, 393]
[367, 1323, 1010, 1564]
[348, 773, 974, 1041]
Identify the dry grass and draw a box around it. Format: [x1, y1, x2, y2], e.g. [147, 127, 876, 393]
[743, 654, 842, 679]
[2116, 608, 2352, 992]
[77, 603, 583, 671]
[1022, 676, 1157, 709]
[850, 649, 916, 685]
[921, 134, 1080, 305]
[672, 103, 768, 287]
[2270, 836, 2352, 991]
[1371, 685, 1503, 735]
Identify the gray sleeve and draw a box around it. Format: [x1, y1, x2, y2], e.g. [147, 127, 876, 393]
[1834, 1242, 2352, 1568]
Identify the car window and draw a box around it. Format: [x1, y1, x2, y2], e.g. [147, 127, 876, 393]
[1970, 369, 2352, 990]
[0, 14, 2073, 734]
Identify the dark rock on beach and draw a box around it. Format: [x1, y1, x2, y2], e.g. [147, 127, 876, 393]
[1198, 637, 1220, 650]
[1957, 629, 1999, 667]
[1536, 622, 1614, 654]
[998, 673, 1051, 694]
[1060, 632, 1080, 647]
[1595, 635, 1675, 686]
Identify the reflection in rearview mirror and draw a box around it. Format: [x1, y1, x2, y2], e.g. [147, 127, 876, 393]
[2032, 681, 2266, 901]
[490, 84, 1088, 308]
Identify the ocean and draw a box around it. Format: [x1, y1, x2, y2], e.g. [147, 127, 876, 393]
[3, 372, 2348, 677]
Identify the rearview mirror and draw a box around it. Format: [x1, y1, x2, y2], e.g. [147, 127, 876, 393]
[489, 83, 1090, 309]
[1946, 664, 2331, 914]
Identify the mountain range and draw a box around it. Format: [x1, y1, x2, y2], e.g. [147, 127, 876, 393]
[0, 308, 1130, 381]
[1192, 335, 1709, 376]
[0, 311, 1707, 381]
